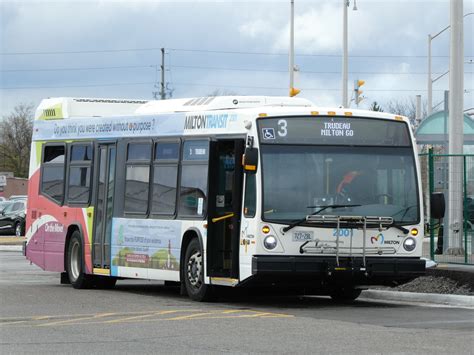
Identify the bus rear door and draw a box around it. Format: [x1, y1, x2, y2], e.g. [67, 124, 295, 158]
[92, 143, 116, 271]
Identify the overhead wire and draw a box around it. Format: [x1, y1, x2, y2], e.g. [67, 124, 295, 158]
[2, 64, 469, 76]
[1, 81, 468, 92]
[1, 46, 467, 59]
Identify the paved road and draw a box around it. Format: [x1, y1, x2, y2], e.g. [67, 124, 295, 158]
[1, 250, 473, 354]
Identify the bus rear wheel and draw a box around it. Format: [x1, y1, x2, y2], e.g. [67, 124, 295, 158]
[183, 238, 213, 301]
[66, 231, 93, 289]
[329, 287, 362, 302]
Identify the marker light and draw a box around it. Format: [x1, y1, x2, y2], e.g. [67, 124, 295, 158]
[311, 111, 319, 116]
[289, 87, 301, 97]
[259, 113, 268, 117]
[328, 111, 336, 116]
[262, 226, 270, 234]
[403, 237, 416, 252]
[410, 228, 419, 236]
[263, 235, 278, 250]
[344, 112, 353, 116]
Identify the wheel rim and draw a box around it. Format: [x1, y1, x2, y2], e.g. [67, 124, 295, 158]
[15, 224, 21, 237]
[70, 241, 81, 281]
[187, 249, 202, 289]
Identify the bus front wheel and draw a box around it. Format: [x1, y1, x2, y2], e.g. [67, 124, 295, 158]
[329, 287, 362, 302]
[183, 238, 213, 301]
[66, 231, 92, 289]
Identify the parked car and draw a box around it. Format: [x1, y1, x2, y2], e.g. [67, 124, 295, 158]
[0, 200, 10, 212]
[0, 200, 26, 236]
[9, 195, 27, 201]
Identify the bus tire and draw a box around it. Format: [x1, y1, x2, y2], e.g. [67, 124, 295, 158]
[183, 238, 213, 301]
[329, 287, 362, 302]
[66, 231, 92, 289]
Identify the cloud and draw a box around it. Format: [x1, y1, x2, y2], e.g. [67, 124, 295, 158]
[238, 3, 344, 53]
[1, 0, 473, 116]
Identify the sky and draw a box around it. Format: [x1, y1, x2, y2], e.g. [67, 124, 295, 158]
[0, 0, 473, 117]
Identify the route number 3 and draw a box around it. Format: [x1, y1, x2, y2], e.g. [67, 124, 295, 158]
[277, 119, 288, 137]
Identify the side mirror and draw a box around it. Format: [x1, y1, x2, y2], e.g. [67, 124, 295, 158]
[431, 192, 445, 219]
[243, 147, 258, 174]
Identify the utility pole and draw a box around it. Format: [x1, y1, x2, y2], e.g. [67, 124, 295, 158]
[342, 0, 349, 108]
[415, 94, 422, 126]
[160, 48, 166, 100]
[342, 0, 357, 107]
[447, 0, 464, 254]
[288, 0, 300, 97]
[427, 12, 473, 115]
[289, 0, 294, 94]
[427, 34, 432, 115]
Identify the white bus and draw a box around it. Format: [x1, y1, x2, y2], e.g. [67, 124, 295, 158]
[26, 96, 426, 301]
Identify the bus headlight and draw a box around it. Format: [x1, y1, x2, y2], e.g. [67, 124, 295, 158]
[263, 235, 278, 250]
[403, 237, 416, 252]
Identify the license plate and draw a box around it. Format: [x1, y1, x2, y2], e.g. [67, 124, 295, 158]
[292, 231, 314, 242]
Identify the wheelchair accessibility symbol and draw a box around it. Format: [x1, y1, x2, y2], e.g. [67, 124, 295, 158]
[262, 128, 275, 140]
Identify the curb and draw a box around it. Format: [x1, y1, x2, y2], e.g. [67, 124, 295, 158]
[361, 289, 474, 308]
[0, 245, 23, 252]
[0, 237, 26, 246]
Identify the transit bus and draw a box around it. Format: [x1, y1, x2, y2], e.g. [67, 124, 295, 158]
[26, 96, 425, 301]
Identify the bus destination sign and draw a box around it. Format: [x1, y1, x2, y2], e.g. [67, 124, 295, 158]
[257, 116, 411, 146]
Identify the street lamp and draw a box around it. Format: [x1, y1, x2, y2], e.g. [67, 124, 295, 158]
[289, 0, 300, 97]
[427, 11, 473, 115]
[342, 0, 358, 108]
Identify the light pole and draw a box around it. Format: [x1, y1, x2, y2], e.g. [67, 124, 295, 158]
[427, 11, 473, 115]
[447, 0, 464, 255]
[342, 0, 357, 108]
[289, 0, 298, 97]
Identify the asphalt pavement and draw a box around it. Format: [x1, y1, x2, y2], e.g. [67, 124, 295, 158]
[1, 249, 473, 354]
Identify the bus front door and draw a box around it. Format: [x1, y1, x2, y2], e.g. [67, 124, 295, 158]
[207, 139, 245, 280]
[92, 143, 116, 270]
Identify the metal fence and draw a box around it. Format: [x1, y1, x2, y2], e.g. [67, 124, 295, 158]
[419, 150, 474, 265]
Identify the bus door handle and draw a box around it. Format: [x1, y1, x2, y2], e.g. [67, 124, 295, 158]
[211, 213, 234, 223]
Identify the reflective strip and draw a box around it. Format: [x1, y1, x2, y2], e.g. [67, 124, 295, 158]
[210, 277, 239, 286]
[93, 268, 110, 275]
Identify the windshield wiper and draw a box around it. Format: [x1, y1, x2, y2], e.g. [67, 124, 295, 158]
[390, 205, 417, 234]
[282, 204, 361, 233]
[390, 223, 409, 234]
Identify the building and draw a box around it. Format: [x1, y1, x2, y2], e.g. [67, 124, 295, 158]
[0, 172, 28, 199]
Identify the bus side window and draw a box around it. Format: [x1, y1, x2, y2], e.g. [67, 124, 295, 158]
[41, 145, 66, 204]
[178, 140, 209, 218]
[67, 144, 92, 205]
[151, 141, 180, 215]
[243, 174, 256, 218]
[124, 142, 152, 214]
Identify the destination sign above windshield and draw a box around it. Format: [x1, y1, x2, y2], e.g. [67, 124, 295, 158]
[257, 116, 411, 146]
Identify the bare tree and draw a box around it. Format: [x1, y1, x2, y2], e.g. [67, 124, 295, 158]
[0, 103, 34, 178]
[369, 101, 384, 112]
[207, 89, 238, 97]
[385, 97, 428, 125]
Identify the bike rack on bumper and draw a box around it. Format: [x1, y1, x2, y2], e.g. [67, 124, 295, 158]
[251, 215, 425, 287]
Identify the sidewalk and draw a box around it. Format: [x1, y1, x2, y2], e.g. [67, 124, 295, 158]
[360, 290, 473, 308]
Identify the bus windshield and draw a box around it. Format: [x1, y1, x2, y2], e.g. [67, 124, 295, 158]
[261, 145, 419, 225]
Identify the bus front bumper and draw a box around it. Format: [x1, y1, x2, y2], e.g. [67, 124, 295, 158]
[250, 255, 425, 286]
